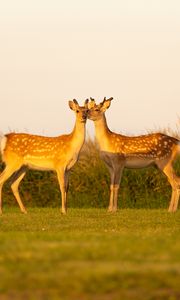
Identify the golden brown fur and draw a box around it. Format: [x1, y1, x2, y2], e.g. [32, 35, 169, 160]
[0, 99, 89, 214]
[88, 97, 180, 212]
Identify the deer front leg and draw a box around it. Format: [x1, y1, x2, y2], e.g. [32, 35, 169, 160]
[112, 166, 124, 212]
[108, 183, 119, 213]
[106, 163, 123, 212]
[108, 186, 114, 212]
[57, 168, 68, 214]
[107, 166, 115, 212]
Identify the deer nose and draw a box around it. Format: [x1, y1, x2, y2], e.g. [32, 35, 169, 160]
[87, 110, 91, 117]
[82, 111, 88, 119]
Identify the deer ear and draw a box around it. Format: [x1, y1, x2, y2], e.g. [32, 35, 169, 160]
[69, 101, 76, 110]
[69, 99, 80, 110]
[84, 99, 89, 108]
[88, 98, 95, 109]
[73, 99, 79, 105]
[101, 99, 112, 111]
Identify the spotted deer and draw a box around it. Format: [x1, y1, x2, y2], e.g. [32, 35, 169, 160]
[88, 97, 180, 212]
[0, 99, 89, 214]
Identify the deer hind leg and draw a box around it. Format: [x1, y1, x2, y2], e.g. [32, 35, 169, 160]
[167, 172, 180, 212]
[0, 165, 22, 214]
[10, 166, 27, 213]
[158, 162, 180, 212]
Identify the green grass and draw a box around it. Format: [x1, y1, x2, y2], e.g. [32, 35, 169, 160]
[0, 208, 180, 300]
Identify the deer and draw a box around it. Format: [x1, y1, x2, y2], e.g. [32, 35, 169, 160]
[0, 99, 89, 214]
[88, 97, 180, 212]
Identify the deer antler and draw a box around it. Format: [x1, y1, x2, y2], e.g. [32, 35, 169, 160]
[100, 97, 113, 106]
[103, 97, 113, 103]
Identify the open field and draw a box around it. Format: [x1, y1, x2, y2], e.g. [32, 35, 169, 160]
[0, 208, 180, 300]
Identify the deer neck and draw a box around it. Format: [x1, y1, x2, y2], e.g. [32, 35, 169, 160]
[70, 119, 86, 151]
[93, 114, 111, 150]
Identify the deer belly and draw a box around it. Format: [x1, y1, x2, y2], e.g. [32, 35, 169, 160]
[125, 157, 154, 168]
[24, 156, 54, 171]
[101, 151, 154, 169]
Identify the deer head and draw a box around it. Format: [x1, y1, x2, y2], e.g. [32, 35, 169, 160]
[69, 99, 89, 123]
[87, 97, 113, 121]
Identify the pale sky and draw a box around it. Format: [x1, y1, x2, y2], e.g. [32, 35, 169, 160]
[0, 0, 180, 138]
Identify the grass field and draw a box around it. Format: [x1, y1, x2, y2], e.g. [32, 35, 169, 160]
[0, 208, 180, 300]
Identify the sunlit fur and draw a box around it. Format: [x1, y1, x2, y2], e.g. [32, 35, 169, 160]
[88, 97, 180, 212]
[0, 99, 89, 214]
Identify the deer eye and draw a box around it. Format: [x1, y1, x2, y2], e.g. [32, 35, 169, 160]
[95, 109, 99, 112]
[76, 110, 80, 113]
